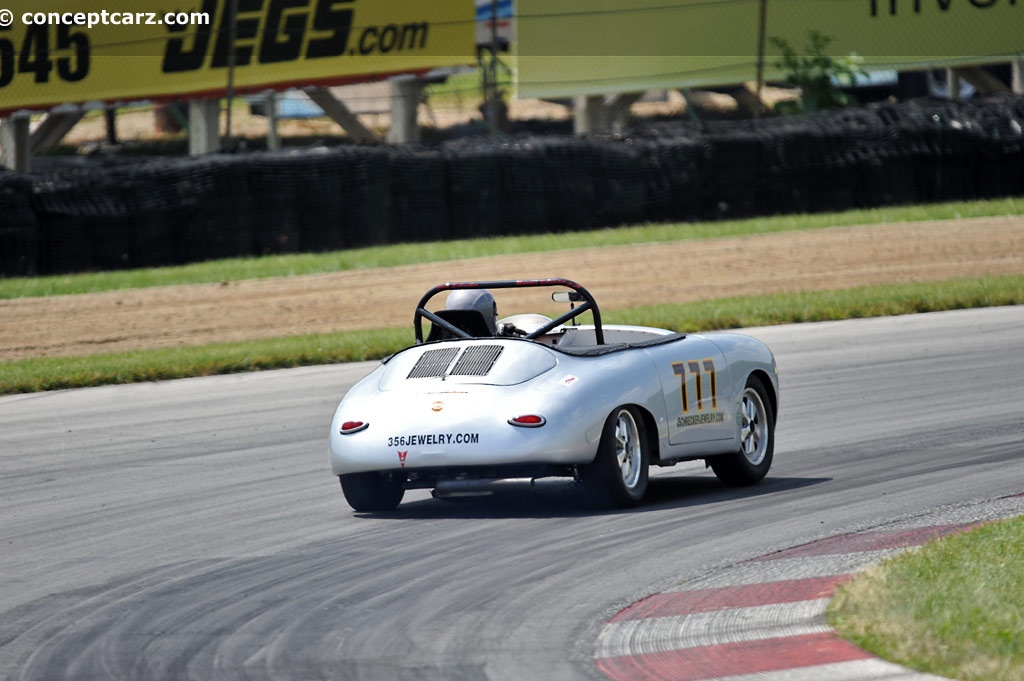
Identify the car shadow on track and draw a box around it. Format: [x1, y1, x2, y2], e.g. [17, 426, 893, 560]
[353, 475, 831, 520]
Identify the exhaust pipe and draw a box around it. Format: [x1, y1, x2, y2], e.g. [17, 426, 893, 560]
[431, 478, 534, 498]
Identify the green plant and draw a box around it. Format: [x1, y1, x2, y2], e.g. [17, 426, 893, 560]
[828, 517, 1024, 681]
[771, 30, 867, 113]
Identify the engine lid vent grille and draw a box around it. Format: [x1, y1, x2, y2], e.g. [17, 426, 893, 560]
[449, 345, 503, 377]
[407, 347, 460, 379]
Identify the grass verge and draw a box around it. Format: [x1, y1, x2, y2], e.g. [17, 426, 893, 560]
[2, 197, 1022, 299]
[0, 328, 410, 395]
[2, 274, 1021, 395]
[827, 516, 1024, 681]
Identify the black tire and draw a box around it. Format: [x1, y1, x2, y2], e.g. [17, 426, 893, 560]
[582, 405, 650, 507]
[709, 375, 775, 486]
[339, 471, 405, 512]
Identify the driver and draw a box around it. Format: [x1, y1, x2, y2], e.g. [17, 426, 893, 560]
[446, 289, 498, 336]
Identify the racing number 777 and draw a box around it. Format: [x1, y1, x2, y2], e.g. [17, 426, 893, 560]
[672, 359, 718, 413]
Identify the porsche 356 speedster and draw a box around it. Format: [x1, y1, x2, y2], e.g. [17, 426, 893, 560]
[329, 278, 779, 511]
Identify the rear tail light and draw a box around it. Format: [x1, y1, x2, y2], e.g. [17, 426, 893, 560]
[340, 420, 369, 434]
[508, 414, 546, 428]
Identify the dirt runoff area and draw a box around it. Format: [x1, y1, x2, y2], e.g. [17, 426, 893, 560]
[2, 216, 1022, 362]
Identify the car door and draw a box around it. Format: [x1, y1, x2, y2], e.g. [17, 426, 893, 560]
[652, 337, 734, 446]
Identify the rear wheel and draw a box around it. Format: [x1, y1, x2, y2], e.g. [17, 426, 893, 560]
[709, 375, 774, 485]
[339, 471, 405, 512]
[582, 406, 649, 507]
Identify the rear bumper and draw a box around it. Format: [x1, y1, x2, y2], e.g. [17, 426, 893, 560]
[328, 425, 601, 476]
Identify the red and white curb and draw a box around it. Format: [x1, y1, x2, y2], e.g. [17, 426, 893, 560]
[595, 495, 1024, 681]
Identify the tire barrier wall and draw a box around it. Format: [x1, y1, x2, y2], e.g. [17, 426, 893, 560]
[2, 95, 1022, 276]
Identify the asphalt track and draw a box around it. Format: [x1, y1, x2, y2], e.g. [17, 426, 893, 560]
[2, 306, 1023, 681]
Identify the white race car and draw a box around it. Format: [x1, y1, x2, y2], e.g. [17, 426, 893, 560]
[329, 278, 779, 511]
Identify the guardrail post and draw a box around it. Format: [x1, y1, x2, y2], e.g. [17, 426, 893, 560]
[0, 115, 31, 172]
[387, 77, 423, 144]
[573, 94, 607, 134]
[188, 98, 222, 155]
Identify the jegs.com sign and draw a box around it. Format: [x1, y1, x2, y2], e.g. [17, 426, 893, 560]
[0, 0, 474, 115]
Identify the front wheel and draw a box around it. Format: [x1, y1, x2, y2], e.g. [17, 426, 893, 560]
[582, 406, 650, 507]
[339, 471, 405, 512]
[709, 375, 774, 486]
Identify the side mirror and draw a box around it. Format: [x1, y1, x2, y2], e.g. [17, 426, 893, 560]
[552, 291, 585, 303]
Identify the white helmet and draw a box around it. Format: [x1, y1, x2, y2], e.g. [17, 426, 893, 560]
[446, 289, 498, 334]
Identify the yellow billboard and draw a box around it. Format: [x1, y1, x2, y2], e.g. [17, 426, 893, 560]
[516, 0, 1024, 98]
[0, 0, 474, 114]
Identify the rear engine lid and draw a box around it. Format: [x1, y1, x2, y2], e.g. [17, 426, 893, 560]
[379, 340, 557, 390]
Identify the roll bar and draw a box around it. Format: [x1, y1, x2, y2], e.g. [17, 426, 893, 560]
[413, 278, 604, 345]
